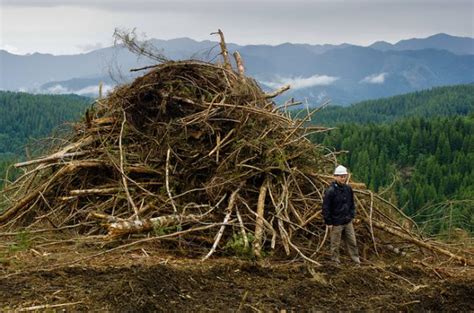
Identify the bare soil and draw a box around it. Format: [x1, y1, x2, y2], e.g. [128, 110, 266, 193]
[0, 243, 472, 312]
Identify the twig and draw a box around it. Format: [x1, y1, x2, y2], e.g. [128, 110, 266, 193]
[119, 110, 139, 218]
[368, 191, 379, 256]
[202, 189, 240, 260]
[17, 301, 83, 312]
[237, 290, 249, 312]
[272, 101, 302, 112]
[14, 151, 89, 168]
[166, 148, 178, 214]
[130, 64, 160, 72]
[236, 207, 249, 248]
[316, 225, 329, 253]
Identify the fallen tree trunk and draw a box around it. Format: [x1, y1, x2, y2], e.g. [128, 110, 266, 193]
[90, 212, 204, 238]
[364, 217, 469, 266]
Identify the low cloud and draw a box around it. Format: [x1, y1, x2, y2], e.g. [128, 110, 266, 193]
[0, 44, 21, 54]
[45, 85, 69, 94]
[45, 84, 114, 96]
[76, 42, 105, 53]
[360, 72, 387, 84]
[261, 74, 339, 90]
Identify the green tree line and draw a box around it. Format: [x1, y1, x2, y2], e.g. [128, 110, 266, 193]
[311, 115, 474, 236]
[0, 91, 91, 181]
[310, 84, 474, 125]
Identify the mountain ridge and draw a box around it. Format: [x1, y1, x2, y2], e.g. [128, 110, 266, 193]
[369, 33, 474, 55]
[1, 33, 473, 105]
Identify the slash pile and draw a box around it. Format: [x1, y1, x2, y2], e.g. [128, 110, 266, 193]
[0, 41, 469, 264]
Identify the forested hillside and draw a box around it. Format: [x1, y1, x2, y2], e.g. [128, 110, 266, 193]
[0, 91, 90, 180]
[310, 85, 474, 236]
[311, 84, 474, 125]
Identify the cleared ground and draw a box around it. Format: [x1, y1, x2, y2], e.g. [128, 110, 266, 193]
[1, 242, 472, 312]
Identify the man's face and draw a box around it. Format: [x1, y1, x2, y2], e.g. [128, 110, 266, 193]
[334, 174, 348, 185]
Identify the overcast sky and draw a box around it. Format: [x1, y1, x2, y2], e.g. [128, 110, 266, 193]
[1, 0, 473, 55]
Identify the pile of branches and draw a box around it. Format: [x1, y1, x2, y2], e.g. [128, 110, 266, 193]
[0, 32, 469, 265]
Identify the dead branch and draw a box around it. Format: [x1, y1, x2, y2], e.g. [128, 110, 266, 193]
[253, 177, 269, 258]
[264, 85, 290, 99]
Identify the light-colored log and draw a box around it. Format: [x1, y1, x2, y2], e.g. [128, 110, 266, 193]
[253, 177, 269, 258]
[69, 187, 121, 196]
[217, 29, 232, 71]
[233, 51, 245, 78]
[91, 213, 203, 238]
[264, 85, 290, 99]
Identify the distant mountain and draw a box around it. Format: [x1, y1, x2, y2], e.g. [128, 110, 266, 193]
[1, 34, 473, 104]
[263, 46, 473, 105]
[369, 33, 474, 55]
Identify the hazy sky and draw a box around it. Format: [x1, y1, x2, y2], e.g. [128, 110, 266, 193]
[1, 0, 473, 55]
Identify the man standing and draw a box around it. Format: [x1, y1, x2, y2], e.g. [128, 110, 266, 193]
[322, 165, 361, 266]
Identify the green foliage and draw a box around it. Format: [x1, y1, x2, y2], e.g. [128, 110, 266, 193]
[411, 200, 474, 238]
[9, 231, 31, 252]
[0, 91, 90, 179]
[224, 233, 255, 258]
[153, 224, 182, 236]
[0, 153, 20, 187]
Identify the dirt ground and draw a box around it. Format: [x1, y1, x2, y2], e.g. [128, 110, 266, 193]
[0, 241, 473, 312]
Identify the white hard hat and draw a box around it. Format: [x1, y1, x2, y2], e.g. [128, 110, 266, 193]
[334, 165, 348, 175]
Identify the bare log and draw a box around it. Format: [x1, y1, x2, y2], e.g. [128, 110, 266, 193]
[91, 212, 203, 238]
[233, 51, 245, 78]
[253, 177, 269, 258]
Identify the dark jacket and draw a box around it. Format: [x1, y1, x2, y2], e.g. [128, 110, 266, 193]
[322, 182, 355, 226]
